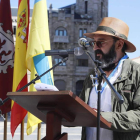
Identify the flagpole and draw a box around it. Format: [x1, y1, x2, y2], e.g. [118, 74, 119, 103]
[20, 119, 24, 140]
[37, 123, 41, 140]
[3, 113, 7, 140]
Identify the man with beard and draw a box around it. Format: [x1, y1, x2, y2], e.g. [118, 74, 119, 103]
[79, 17, 140, 140]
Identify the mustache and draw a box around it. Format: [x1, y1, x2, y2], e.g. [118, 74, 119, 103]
[95, 49, 103, 55]
[94, 49, 103, 60]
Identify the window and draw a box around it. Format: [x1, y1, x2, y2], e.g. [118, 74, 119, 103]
[54, 58, 66, 66]
[55, 27, 67, 36]
[83, 29, 87, 38]
[79, 28, 87, 38]
[55, 30, 58, 36]
[79, 29, 83, 38]
[85, 1, 88, 14]
[77, 59, 88, 67]
[76, 80, 84, 96]
[54, 80, 66, 91]
[84, 29, 87, 34]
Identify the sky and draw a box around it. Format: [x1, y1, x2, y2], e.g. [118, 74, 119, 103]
[10, 0, 140, 59]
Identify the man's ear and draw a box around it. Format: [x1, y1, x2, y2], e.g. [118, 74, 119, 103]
[115, 40, 124, 51]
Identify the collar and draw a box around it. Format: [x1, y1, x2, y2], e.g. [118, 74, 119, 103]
[115, 59, 132, 83]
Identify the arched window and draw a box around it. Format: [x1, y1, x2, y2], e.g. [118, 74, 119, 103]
[54, 80, 66, 91]
[76, 80, 84, 96]
[55, 27, 67, 36]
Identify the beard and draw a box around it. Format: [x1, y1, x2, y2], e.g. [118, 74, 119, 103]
[94, 42, 117, 69]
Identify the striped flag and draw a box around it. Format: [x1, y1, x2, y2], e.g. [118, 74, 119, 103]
[10, 0, 29, 137]
[26, 0, 53, 135]
[0, 0, 14, 114]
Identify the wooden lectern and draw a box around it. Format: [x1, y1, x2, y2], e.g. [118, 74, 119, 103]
[7, 91, 111, 140]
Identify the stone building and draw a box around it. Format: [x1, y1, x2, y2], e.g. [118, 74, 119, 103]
[11, 0, 108, 95]
[49, 0, 108, 95]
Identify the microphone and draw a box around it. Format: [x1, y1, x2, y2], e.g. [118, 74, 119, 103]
[78, 38, 91, 48]
[45, 48, 84, 56]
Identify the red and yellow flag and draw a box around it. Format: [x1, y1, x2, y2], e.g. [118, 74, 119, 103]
[0, 0, 14, 114]
[10, 0, 29, 137]
[26, 0, 53, 134]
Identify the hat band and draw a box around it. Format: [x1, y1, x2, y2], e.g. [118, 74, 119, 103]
[96, 26, 128, 40]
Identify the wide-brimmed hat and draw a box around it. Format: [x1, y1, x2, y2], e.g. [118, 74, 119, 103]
[84, 17, 136, 52]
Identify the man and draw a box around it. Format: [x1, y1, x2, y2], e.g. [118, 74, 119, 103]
[79, 17, 140, 140]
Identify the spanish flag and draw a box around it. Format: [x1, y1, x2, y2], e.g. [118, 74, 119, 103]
[11, 0, 29, 137]
[26, 0, 53, 135]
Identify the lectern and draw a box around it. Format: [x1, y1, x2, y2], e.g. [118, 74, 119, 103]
[7, 91, 111, 140]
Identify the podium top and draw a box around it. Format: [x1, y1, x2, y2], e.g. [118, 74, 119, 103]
[7, 90, 111, 128]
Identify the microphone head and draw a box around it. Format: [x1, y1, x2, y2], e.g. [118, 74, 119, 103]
[74, 47, 84, 56]
[78, 38, 87, 47]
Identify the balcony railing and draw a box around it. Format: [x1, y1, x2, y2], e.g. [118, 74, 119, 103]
[53, 36, 69, 43]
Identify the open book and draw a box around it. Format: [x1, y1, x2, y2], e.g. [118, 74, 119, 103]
[34, 83, 59, 91]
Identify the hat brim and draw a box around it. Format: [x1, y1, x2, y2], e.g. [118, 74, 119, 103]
[84, 31, 136, 53]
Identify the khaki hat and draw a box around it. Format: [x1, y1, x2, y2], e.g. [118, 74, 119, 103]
[84, 17, 136, 52]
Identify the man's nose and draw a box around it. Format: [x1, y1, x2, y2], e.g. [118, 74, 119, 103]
[93, 43, 100, 50]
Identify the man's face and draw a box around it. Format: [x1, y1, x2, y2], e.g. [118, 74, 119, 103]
[92, 35, 117, 68]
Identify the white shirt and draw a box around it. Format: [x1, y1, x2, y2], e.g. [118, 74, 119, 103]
[86, 59, 125, 140]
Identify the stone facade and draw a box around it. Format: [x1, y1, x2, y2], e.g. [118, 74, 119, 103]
[11, 0, 108, 95]
[49, 0, 108, 95]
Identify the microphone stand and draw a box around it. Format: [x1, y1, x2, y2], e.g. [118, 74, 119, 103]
[84, 49, 124, 140]
[0, 55, 68, 118]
